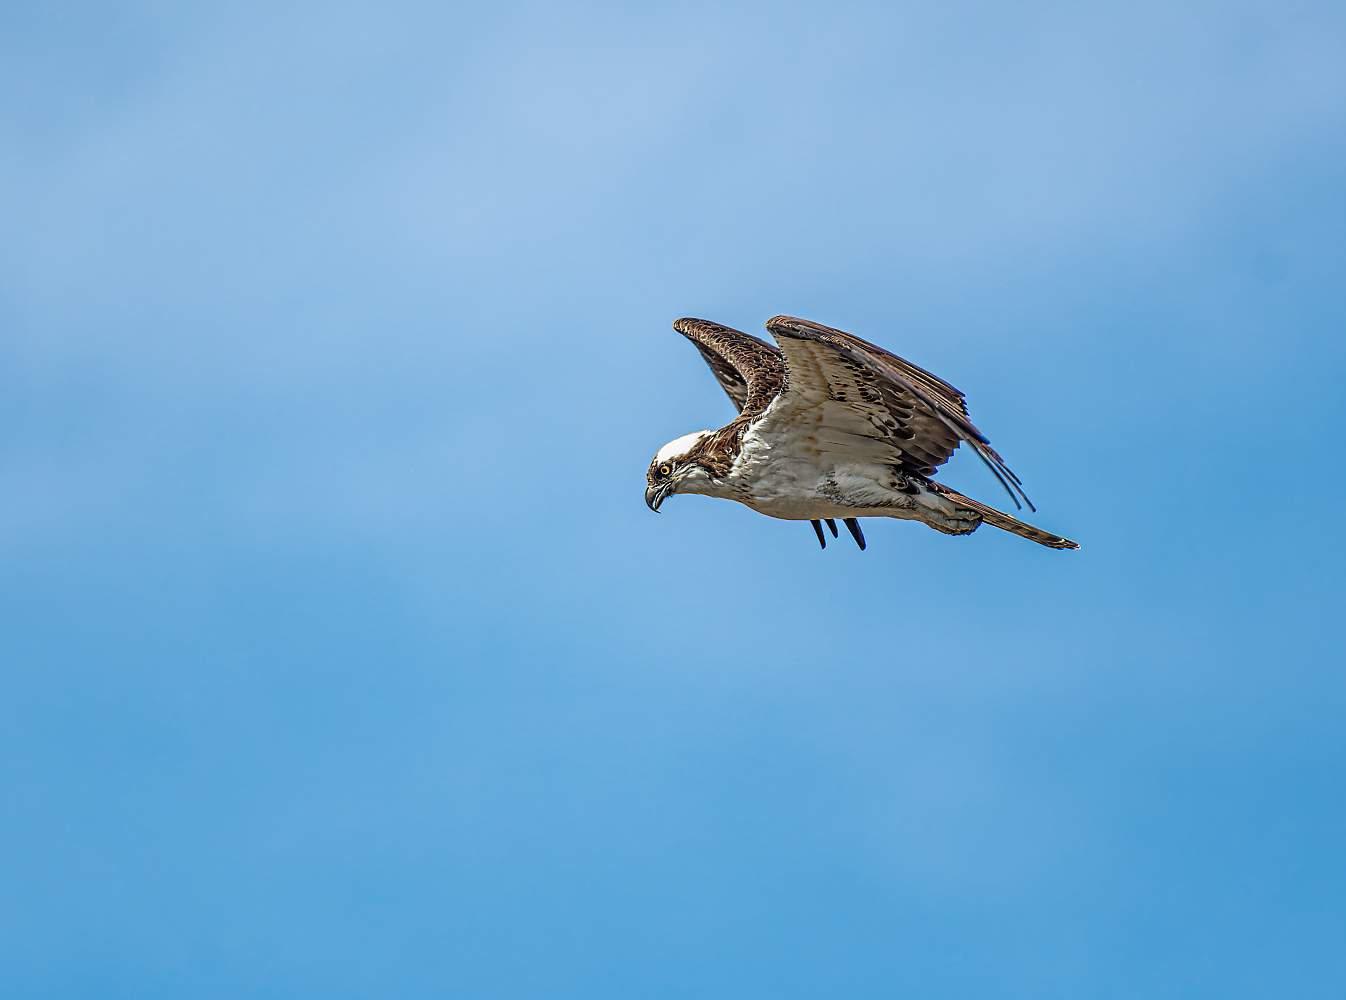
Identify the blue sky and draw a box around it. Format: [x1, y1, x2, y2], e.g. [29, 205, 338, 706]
[2, 1, 1344, 997]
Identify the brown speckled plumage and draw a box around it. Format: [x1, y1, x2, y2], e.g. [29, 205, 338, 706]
[670, 318, 785, 479]
[650, 315, 1078, 551]
[764, 316, 1033, 511]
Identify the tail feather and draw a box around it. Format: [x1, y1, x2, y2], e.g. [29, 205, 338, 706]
[928, 483, 1079, 550]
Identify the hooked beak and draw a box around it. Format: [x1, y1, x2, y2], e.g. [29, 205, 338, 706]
[645, 481, 674, 512]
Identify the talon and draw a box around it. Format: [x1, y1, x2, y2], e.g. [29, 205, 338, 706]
[824, 519, 838, 537]
[810, 520, 827, 549]
[843, 518, 866, 550]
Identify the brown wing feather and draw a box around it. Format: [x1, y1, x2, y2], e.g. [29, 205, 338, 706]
[764, 315, 1034, 511]
[686, 341, 750, 412]
[673, 318, 785, 418]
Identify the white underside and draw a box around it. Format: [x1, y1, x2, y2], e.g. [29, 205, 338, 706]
[690, 403, 973, 530]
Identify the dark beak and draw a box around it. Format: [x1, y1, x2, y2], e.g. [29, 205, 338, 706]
[645, 482, 674, 512]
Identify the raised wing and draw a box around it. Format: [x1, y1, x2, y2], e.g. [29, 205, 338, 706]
[674, 318, 785, 418]
[763, 315, 1034, 510]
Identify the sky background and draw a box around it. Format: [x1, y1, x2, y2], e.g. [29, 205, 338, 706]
[2, 1, 1345, 997]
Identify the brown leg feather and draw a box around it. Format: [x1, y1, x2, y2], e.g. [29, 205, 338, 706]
[926, 483, 1079, 550]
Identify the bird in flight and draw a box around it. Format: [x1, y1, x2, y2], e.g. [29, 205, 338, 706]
[645, 316, 1078, 551]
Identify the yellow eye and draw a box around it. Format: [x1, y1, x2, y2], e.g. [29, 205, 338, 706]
[658, 465, 672, 477]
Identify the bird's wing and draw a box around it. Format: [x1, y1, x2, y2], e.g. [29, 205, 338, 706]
[762, 315, 1033, 510]
[674, 318, 786, 417]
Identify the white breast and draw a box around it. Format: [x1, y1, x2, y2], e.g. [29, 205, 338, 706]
[727, 412, 916, 520]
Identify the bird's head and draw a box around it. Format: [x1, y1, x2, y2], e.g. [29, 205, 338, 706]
[645, 430, 714, 511]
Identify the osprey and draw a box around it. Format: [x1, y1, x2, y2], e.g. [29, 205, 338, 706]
[645, 316, 1079, 551]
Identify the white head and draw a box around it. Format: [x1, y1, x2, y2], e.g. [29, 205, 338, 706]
[645, 430, 715, 511]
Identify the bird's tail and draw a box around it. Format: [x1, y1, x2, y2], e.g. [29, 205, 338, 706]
[926, 483, 1079, 550]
